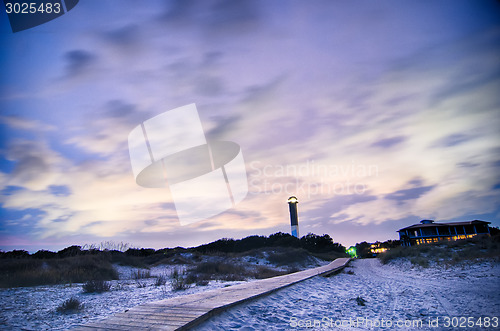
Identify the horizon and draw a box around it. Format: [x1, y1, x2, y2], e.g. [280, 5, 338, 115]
[1, 1, 500, 253]
[1, 218, 496, 254]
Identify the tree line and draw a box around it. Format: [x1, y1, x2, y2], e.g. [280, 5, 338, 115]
[0, 232, 346, 259]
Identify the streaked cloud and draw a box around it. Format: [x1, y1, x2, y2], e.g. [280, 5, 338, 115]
[64, 50, 98, 78]
[0, 115, 55, 132]
[385, 186, 435, 204]
[1, 0, 499, 251]
[371, 136, 406, 149]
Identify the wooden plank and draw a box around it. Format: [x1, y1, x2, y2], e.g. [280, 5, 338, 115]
[94, 315, 193, 325]
[76, 321, 140, 330]
[72, 258, 350, 331]
[124, 310, 206, 318]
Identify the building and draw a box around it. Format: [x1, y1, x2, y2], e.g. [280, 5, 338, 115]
[398, 220, 491, 246]
[288, 196, 299, 238]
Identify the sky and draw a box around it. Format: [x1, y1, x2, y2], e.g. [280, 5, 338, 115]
[0, 0, 499, 252]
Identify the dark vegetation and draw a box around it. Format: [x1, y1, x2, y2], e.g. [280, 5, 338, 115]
[56, 297, 84, 314]
[378, 232, 500, 267]
[82, 280, 112, 293]
[192, 232, 346, 260]
[0, 254, 118, 288]
[170, 268, 190, 291]
[185, 258, 290, 284]
[132, 269, 151, 279]
[168, 257, 297, 291]
[154, 273, 168, 286]
[0, 232, 347, 288]
[355, 296, 367, 306]
[354, 240, 401, 259]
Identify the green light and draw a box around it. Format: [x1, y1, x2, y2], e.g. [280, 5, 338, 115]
[347, 246, 357, 258]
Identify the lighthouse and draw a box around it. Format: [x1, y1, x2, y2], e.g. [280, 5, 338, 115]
[288, 196, 299, 238]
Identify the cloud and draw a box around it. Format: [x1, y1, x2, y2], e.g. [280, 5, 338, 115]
[1, 160, 180, 239]
[64, 50, 97, 78]
[160, 0, 261, 32]
[206, 114, 241, 140]
[0, 134, 182, 239]
[3, 139, 65, 191]
[434, 133, 476, 148]
[11, 155, 50, 188]
[194, 75, 225, 96]
[102, 24, 140, 49]
[2, 1, 500, 250]
[303, 194, 378, 223]
[104, 99, 136, 118]
[456, 162, 480, 168]
[48, 185, 71, 197]
[371, 136, 406, 149]
[160, 0, 198, 23]
[63, 99, 151, 159]
[0, 116, 55, 132]
[407, 178, 424, 186]
[385, 185, 435, 204]
[208, 0, 260, 29]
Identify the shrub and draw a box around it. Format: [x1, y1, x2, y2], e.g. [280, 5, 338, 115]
[267, 248, 310, 266]
[188, 261, 247, 282]
[56, 297, 83, 313]
[410, 257, 429, 268]
[309, 251, 346, 261]
[0, 259, 55, 287]
[132, 269, 151, 279]
[0, 250, 30, 259]
[0, 255, 118, 288]
[57, 245, 82, 258]
[191, 261, 245, 276]
[252, 266, 288, 279]
[155, 273, 167, 286]
[171, 268, 180, 279]
[378, 234, 500, 266]
[55, 255, 119, 283]
[355, 296, 367, 306]
[125, 248, 156, 257]
[287, 266, 301, 274]
[170, 268, 189, 291]
[110, 252, 146, 268]
[82, 241, 131, 252]
[184, 273, 210, 285]
[195, 279, 209, 286]
[171, 277, 190, 291]
[157, 254, 193, 265]
[136, 281, 147, 288]
[33, 250, 57, 259]
[192, 232, 347, 255]
[82, 280, 111, 293]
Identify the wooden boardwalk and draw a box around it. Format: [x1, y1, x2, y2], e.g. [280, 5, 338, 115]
[73, 258, 350, 330]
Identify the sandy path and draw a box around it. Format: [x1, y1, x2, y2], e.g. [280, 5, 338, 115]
[357, 259, 499, 319]
[193, 258, 500, 330]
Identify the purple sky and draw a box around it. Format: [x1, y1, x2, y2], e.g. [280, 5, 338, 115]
[1, 0, 499, 252]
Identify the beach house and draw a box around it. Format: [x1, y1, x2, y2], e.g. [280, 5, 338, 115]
[397, 219, 491, 246]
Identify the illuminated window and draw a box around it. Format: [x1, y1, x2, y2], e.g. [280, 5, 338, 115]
[370, 247, 388, 254]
